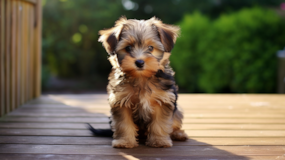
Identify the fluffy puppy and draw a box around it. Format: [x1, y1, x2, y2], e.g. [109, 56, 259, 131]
[97, 17, 188, 148]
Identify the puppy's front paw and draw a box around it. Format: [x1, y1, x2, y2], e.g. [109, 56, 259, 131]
[171, 129, 188, 141]
[112, 139, 138, 148]
[146, 137, 172, 148]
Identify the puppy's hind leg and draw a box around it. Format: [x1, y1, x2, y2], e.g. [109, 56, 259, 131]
[111, 107, 138, 148]
[170, 106, 188, 141]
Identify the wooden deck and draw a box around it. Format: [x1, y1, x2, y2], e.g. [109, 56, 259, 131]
[0, 94, 285, 159]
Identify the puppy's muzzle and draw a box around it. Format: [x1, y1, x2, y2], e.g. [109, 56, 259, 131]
[135, 60, 144, 68]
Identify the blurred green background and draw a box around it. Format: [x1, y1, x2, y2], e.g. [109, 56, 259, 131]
[42, 0, 285, 93]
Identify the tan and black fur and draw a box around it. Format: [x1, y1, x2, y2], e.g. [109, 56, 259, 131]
[96, 17, 188, 148]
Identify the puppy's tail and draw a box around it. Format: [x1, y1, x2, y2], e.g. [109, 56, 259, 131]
[86, 123, 113, 137]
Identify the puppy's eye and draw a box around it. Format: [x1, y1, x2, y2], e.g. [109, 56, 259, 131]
[148, 46, 154, 52]
[125, 46, 132, 52]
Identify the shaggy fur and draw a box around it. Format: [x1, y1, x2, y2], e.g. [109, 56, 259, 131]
[98, 17, 188, 148]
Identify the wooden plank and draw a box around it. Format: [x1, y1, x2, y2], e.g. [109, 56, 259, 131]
[0, 136, 112, 145]
[18, 103, 285, 111]
[34, 0, 42, 97]
[4, 121, 285, 131]
[22, 104, 78, 108]
[15, 0, 20, 110]
[182, 124, 285, 130]
[4, 116, 285, 124]
[2, 136, 285, 147]
[28, 3, 34, 101]
[25, 3, 30, 102]
[21, 104, 110, 109]
[186, 137, 285, 146]
[25, 95, 285, 110]
[183, 113, 285, 118]
[26, 100, 64, 104]
[0, 144, 284, 156]
[0, 128, 92, 136]
[0, 122, 110, 129]
[11, 107, 285, 115]
[1, 136, 285, 146]
[17, 106, 285, 113]
[0, 0, 5, 117]
[10, 107, 106, 113]
[10, 0, 16, 112]
[10, 107, 285, 116]
[5, 0, 11, 115]
[0, 154, 133, 160]
[48, 94, 109, 99]
[5, 111, 285, 120]
[178, 95, 285, 108]
[20, 1, 24, 105]
[46, 94, 282, 109]
[182, 109, 285, 113]
[178, 105, 285, 110]
[1, 128, 285, 138]
[26, 97, 65, 104]
[51, 94, 285, 103]
[184, 130, 285, 138]
[9, 108, 285, 119]
[182, 118, 285, 124]
[179, 101, 285, 108]
[178, 94, 285, 100]
[3, 122, 285, 130]
[0, 154, 282, 160]
[17, 1, 22, 106]
[11, 108, 103, 113]
[7, 112, 110, 117]
[0, 117, 110, 123]
[21, 3, 27, 104]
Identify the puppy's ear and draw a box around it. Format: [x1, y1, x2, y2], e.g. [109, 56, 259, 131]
[98, 17, 127, 55]
[151, 17, 180, 52]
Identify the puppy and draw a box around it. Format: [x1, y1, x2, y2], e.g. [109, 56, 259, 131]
[95, 17, 188, 148]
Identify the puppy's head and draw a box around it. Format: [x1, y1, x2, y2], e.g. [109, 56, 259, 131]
[99, 17, 179, 78]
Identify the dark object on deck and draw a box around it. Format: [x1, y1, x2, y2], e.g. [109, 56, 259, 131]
[87, 123, 113, 137]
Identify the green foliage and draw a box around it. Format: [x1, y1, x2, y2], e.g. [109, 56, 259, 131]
[42, 0, 284, 92]
[42, 1, 124, 76]
[125, 0, 283, 23]
[171, 7, 285, 93]
[42, 0, 125, 90]
[171, 13, 210, 92]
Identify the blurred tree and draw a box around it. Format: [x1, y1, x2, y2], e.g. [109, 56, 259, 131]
[171, 7, 285, 93]
[169, 13, 210, 92]
[42, 0, 125, 90]
[122, 0, 283, 23]
[42, 0, 284, 92]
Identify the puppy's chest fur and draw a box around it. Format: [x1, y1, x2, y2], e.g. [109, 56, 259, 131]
[108, 68, 177, 125]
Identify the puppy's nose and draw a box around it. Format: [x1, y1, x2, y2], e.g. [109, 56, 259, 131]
[135, 60, 144, 68]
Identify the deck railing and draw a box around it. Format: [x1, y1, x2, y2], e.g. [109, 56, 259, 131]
[0, 0, 42, 117]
